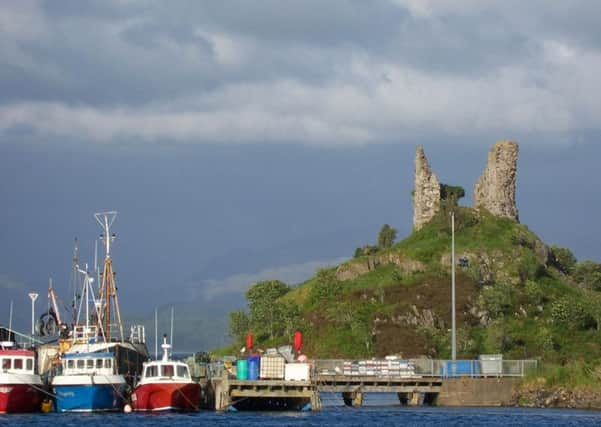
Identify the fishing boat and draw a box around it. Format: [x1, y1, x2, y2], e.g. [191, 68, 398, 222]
[131, 335, 201, 412]
[52, 352, 126, 412]
[38, 212, 149, 384]
[0, 341, 43, 413]
[51, 264, 127, 412]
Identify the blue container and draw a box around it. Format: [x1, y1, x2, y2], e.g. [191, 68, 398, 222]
[442, 360, 478, 378]
[236, 359, 249, 380]
[248, 356, 260, 380]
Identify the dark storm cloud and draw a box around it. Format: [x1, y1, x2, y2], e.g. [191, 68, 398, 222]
[1, 1, 601, 145]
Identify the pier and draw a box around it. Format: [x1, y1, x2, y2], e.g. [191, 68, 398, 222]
[200, 358, 537, 411]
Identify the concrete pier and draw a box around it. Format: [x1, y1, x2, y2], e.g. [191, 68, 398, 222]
[436, 377, 518, 406]
[210, 375, 320, 411]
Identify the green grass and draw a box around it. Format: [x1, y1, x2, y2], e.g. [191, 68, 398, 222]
[222, 206, 601, 377]
[526, 360, 601, 389]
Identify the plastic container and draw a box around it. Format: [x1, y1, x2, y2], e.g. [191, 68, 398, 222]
[441, 360, 479, 378]
[248, 356, 260, 380]
[284, 363, 310, 381]
[236, 359, 249, 380]
[259, 356, 285, 379]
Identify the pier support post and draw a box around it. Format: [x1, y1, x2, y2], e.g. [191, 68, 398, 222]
[409, 391, 421, 406]
[310, 390, 322, 411]
[214, 376, 231, 411]
[353, 392, 364, 407]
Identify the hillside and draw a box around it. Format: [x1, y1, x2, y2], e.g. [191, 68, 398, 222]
[224, 206, 601, 369]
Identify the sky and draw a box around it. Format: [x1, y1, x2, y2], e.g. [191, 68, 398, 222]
[1, 1, 601, 349]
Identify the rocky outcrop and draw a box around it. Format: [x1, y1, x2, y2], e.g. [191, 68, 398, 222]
[473, 141, 519, 221]
[413, 146, 441, 230]
[513, 380, 601, 409]
[336, 253, 425, 281]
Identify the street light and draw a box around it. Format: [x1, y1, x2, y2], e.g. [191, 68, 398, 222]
[451, 211, 456, 361]
[28, 292, 39, 347]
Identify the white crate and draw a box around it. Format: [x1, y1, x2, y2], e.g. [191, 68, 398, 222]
[259, 356, 285, 379]
[284, 363, 310, 381]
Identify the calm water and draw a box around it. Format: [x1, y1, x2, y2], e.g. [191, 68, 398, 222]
[2, 407, 601, 427]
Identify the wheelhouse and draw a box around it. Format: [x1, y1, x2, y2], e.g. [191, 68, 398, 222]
[0, 351, 35, 375]
[61, 352, 116, 375]
[143, 361, 190, 380]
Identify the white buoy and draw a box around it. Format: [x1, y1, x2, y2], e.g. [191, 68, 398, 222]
[123, 403, 132, 413]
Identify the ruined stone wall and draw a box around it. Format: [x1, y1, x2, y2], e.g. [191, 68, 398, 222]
[473, 140, 519, 221]
[413, 146, 441, 230]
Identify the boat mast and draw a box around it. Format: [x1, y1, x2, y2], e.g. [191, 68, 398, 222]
[68, 238, 79, 323]
[94, 211, 124, 342]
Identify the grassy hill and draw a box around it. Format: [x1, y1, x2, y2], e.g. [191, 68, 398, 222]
[221, 206, 601, 384]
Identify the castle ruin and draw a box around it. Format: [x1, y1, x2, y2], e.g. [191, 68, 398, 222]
[412, 140, 519, 230]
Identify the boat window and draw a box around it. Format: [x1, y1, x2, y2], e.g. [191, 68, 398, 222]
[105, 359, 112, 369]
[14, 358, 23, 369]
[161, 364, 174, 377]
[96, 359, 103, 369]
[77, 359, 84, 369]
[67, 360, 74, 369]
[26, 358, 33, 371]
[86, 359, 94, 369]
[145, 365, 158, 377]
[177, 365, 189, 378]
[2, 358, 11, 370]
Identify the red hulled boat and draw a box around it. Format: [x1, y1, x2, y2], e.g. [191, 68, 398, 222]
[131, 336, 200, 412]
[0, 343, 43, 413]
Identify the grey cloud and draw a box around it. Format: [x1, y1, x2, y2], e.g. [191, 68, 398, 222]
[1, 1, 601, 146]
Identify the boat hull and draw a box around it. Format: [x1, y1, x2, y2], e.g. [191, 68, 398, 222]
[53, 384, 126, 412]
[0, 383, 43, 413]
[132, 382, 201, 412]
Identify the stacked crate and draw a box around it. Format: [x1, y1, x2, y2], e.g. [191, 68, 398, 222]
[343, 360, 360, 376]
[259, 355, 285, 379]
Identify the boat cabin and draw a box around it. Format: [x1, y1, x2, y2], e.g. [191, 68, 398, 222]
[142, 361, 190, 380]
[0, 349, 36, 375]
[61, 352, 116, 376]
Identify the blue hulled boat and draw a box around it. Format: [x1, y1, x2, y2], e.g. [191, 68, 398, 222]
[52, 352, 126, 412]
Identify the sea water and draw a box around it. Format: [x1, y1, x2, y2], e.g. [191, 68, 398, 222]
[2, 406, 601, 427]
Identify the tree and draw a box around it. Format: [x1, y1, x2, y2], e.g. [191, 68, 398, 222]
[440, 184, 465, 206]
[246, 280, 291, 340]
[550, 246, 577, 274]
[377, 224, 397, 249]
[574, 260, 601, 291]
[228, 310, 249, 345]
[309, 268, 342, 304]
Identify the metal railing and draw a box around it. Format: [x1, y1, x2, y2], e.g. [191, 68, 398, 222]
[313, 358, 538, 378]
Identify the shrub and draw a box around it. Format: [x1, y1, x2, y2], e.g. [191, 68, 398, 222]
[549, 246, 577, 274]
[479, 283, 514, 319]
[550, 296, 596, 330]
[524, 280, 546, 306]
[574, 260, 601, 290]
[309, 267, 342, 304]
[377, 224, 397, 249]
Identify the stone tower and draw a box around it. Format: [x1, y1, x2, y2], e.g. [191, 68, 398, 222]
[413, 146, 441, 230]
[473, 140, 519, 221]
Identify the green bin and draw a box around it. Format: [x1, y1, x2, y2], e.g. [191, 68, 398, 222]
[236, 359, 249, 380]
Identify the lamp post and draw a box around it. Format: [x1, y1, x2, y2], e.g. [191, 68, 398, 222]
[451, 211, 456, 361]
[28, 292, 39, 347]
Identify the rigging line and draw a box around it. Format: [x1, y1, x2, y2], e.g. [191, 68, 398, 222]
[173, 386, 200, 411]
[6, 372, 58, 399]
[94, 373, 129, 403]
